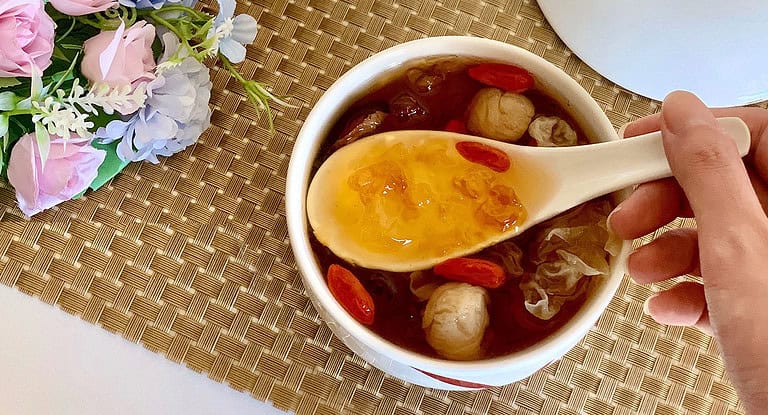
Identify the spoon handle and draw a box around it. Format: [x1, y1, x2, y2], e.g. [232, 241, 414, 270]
[537, 117, 750, 213]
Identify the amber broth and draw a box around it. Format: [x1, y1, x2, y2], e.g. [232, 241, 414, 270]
[311, 58, 600, 359]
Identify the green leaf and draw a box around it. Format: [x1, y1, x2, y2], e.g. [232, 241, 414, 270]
[87, 140, 130, 193]
[89, 111, 121, 130]
[35, 123, 50, 170]
[47, 52, 80, 94]
[9, 115, 33, 137]
[50, 70, 74, 85]
[0, 115, 8, 138]
[197, 19, 214, 38]
[52, 46, 70, 63]
[0, 78, 21, 89]
[0, 125, 9, 179]
[0, 91, 17, 111]
[0, 125, 21, 180]
[30, 68, 43, 99]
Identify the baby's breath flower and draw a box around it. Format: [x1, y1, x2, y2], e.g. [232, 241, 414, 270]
[29, 79, 147, 140]
[32, 100, 94, 140]
[155, 60, 182, 75]
[75, 82, 148, 115]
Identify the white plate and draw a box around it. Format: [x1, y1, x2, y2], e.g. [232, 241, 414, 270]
[537, 0, 768, 107]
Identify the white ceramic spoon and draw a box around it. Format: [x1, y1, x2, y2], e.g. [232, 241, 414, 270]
[307, 117, 750, 272]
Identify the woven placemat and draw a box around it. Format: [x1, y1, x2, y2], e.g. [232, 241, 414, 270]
[1, 0, 764, 414]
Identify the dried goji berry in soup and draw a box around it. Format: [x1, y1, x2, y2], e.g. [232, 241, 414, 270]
[468, 63, 534, 93]
[327, 264, 376, 325]
[433, 258, 507, 289]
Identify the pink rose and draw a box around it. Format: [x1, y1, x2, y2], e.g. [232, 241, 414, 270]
[81, 21, 156, 91]
[0, 0, 55, 77]
[7, 134, 106, 217]
[49, 0, 117, 16]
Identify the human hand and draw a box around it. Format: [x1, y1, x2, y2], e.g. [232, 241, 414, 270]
[608, 91, 768, 414]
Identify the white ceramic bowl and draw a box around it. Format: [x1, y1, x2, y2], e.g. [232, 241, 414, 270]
[286, 36, 631, 390]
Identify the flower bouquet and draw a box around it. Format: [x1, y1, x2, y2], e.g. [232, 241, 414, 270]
[0, 0, 283, 217]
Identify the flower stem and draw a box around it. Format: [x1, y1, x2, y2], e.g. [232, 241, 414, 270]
[141, 5, 211, 21]
[49, 53, 81, 94]
[75, 15, 105, 30]
[221, 57, 243, 82]
[56, 17, 78, 43]
[148, 13, 186, 40]
[221, 56, 287, 132]
[76, 6, 136, 30]
[3, 109, 36, 117]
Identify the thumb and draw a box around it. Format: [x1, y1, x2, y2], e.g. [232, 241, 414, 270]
[660, 91, 764, 232]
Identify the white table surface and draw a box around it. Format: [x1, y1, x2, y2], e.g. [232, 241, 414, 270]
[0, 284, 291, 415]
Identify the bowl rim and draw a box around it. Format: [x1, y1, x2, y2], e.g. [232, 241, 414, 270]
[286, 36, 629, 377]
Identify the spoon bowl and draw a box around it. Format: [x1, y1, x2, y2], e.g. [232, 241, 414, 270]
[307, 117, 750, 272]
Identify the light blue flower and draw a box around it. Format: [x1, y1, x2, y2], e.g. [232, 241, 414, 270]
[96, 34, 211, 163]
[118, 0, 196, 9]
[208, 0, 257, 63]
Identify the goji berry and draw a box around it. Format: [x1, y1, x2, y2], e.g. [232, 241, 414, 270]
[327, 264, 376, 325]
[455, 141, 511, 173]
[433, 258, 506, 289]
[468, 63, 534, 93]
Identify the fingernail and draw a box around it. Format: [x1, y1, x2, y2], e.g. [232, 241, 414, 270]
[643, 294, 656, 315]
[662, 91, 717, 136]
[626, 248, 637, 272]
[606, 202, 623, 234]
[617, 122, 631, 138]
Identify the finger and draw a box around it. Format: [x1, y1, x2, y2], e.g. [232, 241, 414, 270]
[612, 103, 767, 238]
[748, 168, 768, 213]
[628, 228, 700, 284]
[622, 106, 768, 189]
[622, 113, 661, 138]
[621, 106, 768, 160]
[711, 106, 768, 182]
[608, 179, 690, 240]
[741, 107, 768, 181]
[712, 106, 768, 149]
[644, 281, 709, 330]
[694, 309, 713, 336]
[660, 91, 766, 233]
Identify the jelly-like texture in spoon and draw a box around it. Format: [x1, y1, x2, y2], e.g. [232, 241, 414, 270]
[332, 140, 526, 260]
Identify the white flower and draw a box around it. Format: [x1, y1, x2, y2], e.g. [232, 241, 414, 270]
[28, 78, 147, 141]
[69, 81, 148, 116]
[208, 0, 257, 63]
[32, 99, 93, 140]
